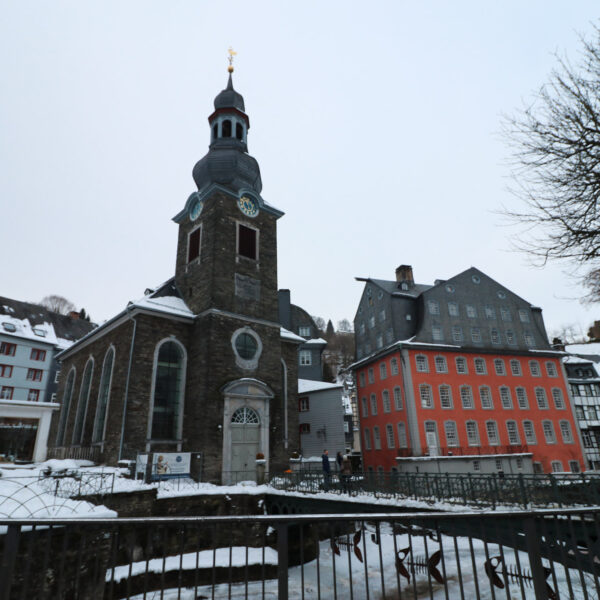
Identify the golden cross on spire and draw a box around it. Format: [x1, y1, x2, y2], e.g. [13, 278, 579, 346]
[227, 47, 237, 73]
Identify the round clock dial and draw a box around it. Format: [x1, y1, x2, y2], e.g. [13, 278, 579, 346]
[189, 198, 204, 221]
[238, 195, 259, 217]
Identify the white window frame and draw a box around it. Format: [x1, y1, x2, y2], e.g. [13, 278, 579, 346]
[299, 350, 312, 366]
[559, 420, 573, 443]
[382, 390, 391, 413]
[390, 358, 399, 376]
[393, 386, 403, 410]
[506, 420, 520, 445]
[445, 420, 459, 447]
[535, 387, 549, 409]
[510, 359, 522, 376]
[494, 359, 506, 375]
[373, 426, 381, 450]
[434, 356, 448, 373]
[460, 385, 474, 409]
[479, 386, 493, 409]
[545, 361, 558, 377]
[516, 387, 529, 410]
[486, 420, 500, 446]
[455, 357, 468, 374]
[499, 386, 513, 409]
[370, 393, 378, 415]
[415, 354, 429, 372]
[439, 384, 453, 409]
[523, 420, 537, 444]
[552, 388, 565, 409]
[542, 420, 556, 444]
[420, 384, 434, 409]
[474, 358, 487, 375]
[466, 421, 480, 446]
[386, 423, 395, 449]
[380, 362, 387, 380]
[397, 422, 408, 448]
[529, 360, 541, 377]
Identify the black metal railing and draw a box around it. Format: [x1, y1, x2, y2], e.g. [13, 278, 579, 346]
[47, 446, 101, 462]
[1, 508, 599, 599]
[270, 470, 600, 508]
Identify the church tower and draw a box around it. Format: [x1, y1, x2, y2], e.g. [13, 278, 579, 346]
[171, 57, 298, 481]
[173, 66, 282, 321]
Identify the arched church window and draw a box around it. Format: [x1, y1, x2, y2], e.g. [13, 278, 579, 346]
[72, 358, 94, 445]
[213, 123, 218, 140]
[151, 341, 185, 440]
[92, 347, 115, 443]
[235, 123, 243, 140]
[222, 119, 232, 138]
[231, 406, 260, 424]
[56, 368, 76, 445]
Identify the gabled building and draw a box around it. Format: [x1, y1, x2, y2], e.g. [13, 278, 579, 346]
[351, 265, 585, 475]
[563, 343, 600, 470]
[49, 69, 301, 481]
[278, 290, 327, 381]
[0, 299, 94, 462]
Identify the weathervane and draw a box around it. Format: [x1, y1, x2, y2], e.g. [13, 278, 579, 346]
[228, 47, 237, 73]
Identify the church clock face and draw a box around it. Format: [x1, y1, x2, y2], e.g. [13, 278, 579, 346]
[189, 197, 204, 221]
[237, 195, 259, 218]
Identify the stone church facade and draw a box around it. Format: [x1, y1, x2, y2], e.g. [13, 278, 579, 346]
[49, 72, 301, 481]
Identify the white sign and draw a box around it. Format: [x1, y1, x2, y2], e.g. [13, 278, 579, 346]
[136, 452, 191, 480]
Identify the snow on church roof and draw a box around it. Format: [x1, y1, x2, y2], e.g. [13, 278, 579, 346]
[129, 294, 194, 318]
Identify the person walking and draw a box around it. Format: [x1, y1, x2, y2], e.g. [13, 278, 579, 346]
[341, 454, 353, 494]
[321, 449, 331, 491]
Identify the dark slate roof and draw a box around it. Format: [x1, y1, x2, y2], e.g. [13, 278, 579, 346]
[359, 278, 433, 297]
[0, 296, 96, 345]
[214, 74, 245, 112]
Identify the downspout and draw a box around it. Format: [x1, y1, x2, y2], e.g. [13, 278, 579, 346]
[118, 309, 137, 461]
[281, 358, 288, 448]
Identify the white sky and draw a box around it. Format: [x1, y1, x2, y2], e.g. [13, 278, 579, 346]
[1, 1, 599, 339]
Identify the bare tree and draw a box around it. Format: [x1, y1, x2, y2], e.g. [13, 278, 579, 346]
[337, 318, 354, 333]
[39, 295, 76, 315]
[503, 26, 600, 299]
[312, 316, 326, 332]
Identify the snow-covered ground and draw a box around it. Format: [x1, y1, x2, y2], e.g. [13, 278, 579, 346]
[122, 524, 591, 599]
[0, 459, 116, 518]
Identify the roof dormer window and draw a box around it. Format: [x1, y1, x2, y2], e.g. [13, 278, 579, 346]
[32, 328, 46, 337]
[2, 322, 16, 332]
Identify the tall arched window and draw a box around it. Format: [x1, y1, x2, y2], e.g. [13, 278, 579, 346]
[72, 358, 94, 445]
[56, 368, 76, 445]
[235, 122, 243, 140]
[92, 347, 115, 443]
[151, 340, 185, 440]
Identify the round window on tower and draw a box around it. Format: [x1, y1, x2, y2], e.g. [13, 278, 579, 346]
[235, 333, 258, 359]
[231, 327, 262, 370]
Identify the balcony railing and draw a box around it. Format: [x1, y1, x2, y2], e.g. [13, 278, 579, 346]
[1, 509, 598, 600]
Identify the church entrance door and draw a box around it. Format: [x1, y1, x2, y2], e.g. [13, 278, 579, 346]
[230, 407, 260, 482]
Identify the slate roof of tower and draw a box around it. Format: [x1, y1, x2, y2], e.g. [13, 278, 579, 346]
[213, 74, 245, 111]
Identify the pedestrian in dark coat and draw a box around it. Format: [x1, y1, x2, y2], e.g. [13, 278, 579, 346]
[341, 454, 353, 494]
[321, 449, 331, 491]
[336, 451, 343, 470]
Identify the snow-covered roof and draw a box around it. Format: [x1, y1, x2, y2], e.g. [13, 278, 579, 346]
[304, 337, 327, 345]
[565, 343, 600, 357]
[129, 294, 193, 318]
[0, 298, 95, 350]
[280, 327, 305, 342]
[563, 355, 595, 365]
[298, 379, 343, 394]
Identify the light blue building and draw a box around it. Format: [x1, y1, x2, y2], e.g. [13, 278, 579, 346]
[0, 297, 94, 462]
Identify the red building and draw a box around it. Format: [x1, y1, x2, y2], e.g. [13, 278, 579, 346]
[352, 266, 585, 475]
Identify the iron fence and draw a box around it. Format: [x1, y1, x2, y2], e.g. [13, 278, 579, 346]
[1, 508, 600, 599]
[270, 470, 600, 508]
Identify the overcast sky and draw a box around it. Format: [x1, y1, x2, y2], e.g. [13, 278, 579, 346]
[1, 1, 599, 339]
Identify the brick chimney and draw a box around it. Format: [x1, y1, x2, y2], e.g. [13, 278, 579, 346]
[395, 265, 414, 286]
[68, 311, 80, 320]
